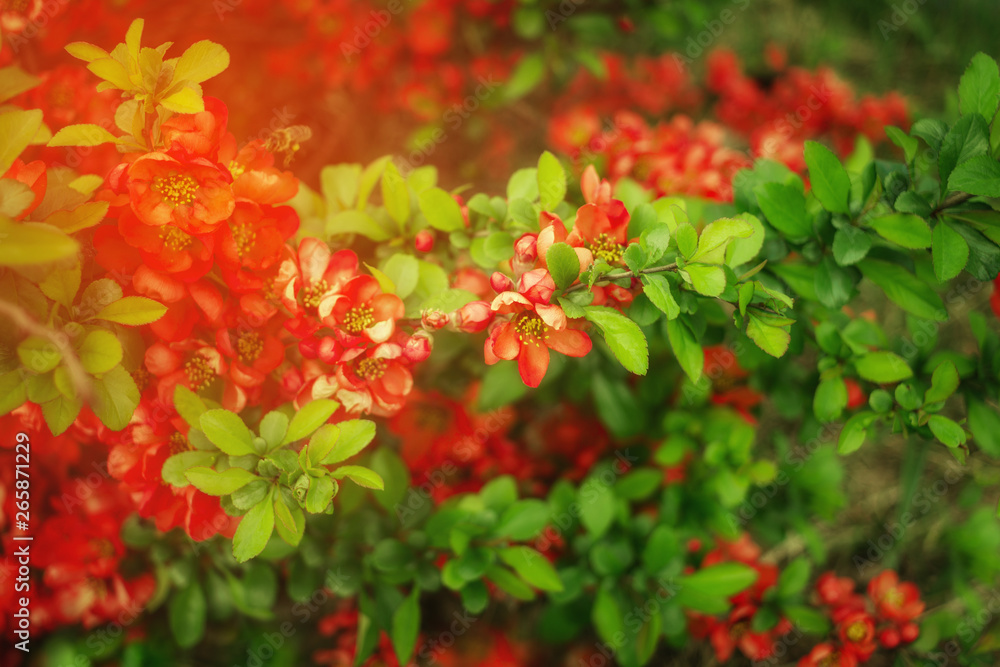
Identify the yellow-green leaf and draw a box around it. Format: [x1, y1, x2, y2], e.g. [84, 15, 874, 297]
[87, 58, 132, 90]
[0, 218, 79, 267]
[43, 201, 110, 234]
[66, 41, 110, 63]
[0, 66, 41, 104]
[48, 124, 118, 148]
[91, 296, 167, 325]
[78, 330, 123, 375]
[0, 179, 34, 218]
[39, 263, 82, 308]
[160, 86, 205, 114]
[0, 109, 43, 173]
[172, 40, 230, 84]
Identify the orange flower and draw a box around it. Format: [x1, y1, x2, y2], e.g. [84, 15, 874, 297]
[127, 151, 235, 234]
[867, 570, 925, 623]
[216, 201, 298, 289]
[328, 275, 405, 346]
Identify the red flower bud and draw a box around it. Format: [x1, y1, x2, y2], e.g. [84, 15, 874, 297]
[845, 378, 866, 409]
[454, 300, 493, 333]
[402, 332, 433, 363]
[421, 309, 449, 330]
[414, 229, 435, 252]
[490, 271, 514, 294]
[514, 233, 538, 264]
[900, 622, 919, 643]
[878, 627, 900, 649]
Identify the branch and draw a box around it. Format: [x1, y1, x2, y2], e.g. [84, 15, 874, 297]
[931, 192, 974, 217]
[0, 299, 93, 404]
[564, 262, 678, 294]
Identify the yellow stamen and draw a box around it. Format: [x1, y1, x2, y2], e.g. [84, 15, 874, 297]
[587, 232, 624, 263]
[152, 173, 199, 207]
[514, 313, 549, 347]
[358, 357, 387, 380]
[342, 304, 375, 333]
[237, 332, 263, 363]
[184, 355, 215, 392]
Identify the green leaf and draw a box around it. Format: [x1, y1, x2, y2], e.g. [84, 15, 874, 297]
[173, 385, 207, 429]
[259, 411, 288, 451]
[832, 226, 872, 266]
[928, 415, 967, 448]
[504, 53, 544, 101]
[814, 377, 848, 423]
[357, 155, 392, 209]
[868, 214, 932, 249]
[932, 221, 970, 282]
[233, 490, 275, 563]
[755, 182, 811, 238]
[282, 399, 339, 444]
[945, 219, 1000, 280]
[161, 451, 217, 487]
[0, 218, 79, 267]
[804, 141, 851, 214]
[641, 274, 679, 319]
[40, 394, 82, 436]
[855, 351, 913, 383]
[91, 296, 167, 325]
[499, 547, 563, 592]
[814, 256, 855, 308]
[684, 264, 727, 297]
[925, 361, 959, 404]
[200, 409, 255, 456]
[725, 212, 765, 267]
[885, 126, 919, 163]
[858, 260, 947, 322]
[675, 223, 698, 260]
[326, 210, 391, 241]
[305, 475, 335, 514]
[38, 263, 81, 308]
[968, 398, 1000, 457]
[958, 52, 1000, 119]
[690, 217, 754, 264]
[0, 370, 27, 416]
[777, 559, 811, 598]
[391, 587, 421, 664]
[185, 466, 258, 496]
[546, 242, 581, 291]
[418, 187, 465, 232]
[273, 491, 305, 547]
[90, 365, 140, 431]
[584, 305, 648, 376]
[537, 151, 566, 210]
[381, 162, 410, 227]
[940, 115, 991, 188]
[383, 253, 420, 299]
[666, 318, 703, 381]
[322, 419, 377, 465]
[77, 330, 122, 375]
[494, 500, 550, 540]
[331, 465, 385, 490]
[746, 311, 791, 358]
[592, 588, 626, 647]
[0, 109, 44, 172]
[948, 155, 1000, 197]
[783, 605, 831, 634]
[17, 336, 61, 373]
[838, 411, 877, 455]
[169, 582, 206, 648]
[578, 478, 615, 538]
[682, 562, 758, 597]
[485, 565, 535, 601]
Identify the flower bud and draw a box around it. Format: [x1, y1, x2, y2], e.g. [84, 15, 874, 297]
[878, 628, 900, 649]
[514, 233, 538, 264]
[414, 229, 434, 253]
[900, 623, 919, 643]
[421, 309, 449, 330]
[402, 331, 433, 363]
[490, 271, 514, 294]
[453, 300, 493, 333]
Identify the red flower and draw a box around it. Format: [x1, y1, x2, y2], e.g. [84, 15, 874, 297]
[837, 610, 877, 661]
[798, 643, 858, 667]
[161, 96, 229, 159]
[867, 570, 924, 624]
[216, 320, 286, 389]
[816, 572, 858, 607]
[127, 151, 235, 234]
[277, 239, 359, 338]
[484, 269, 592, 387]
[218, 135, 299, 204]
[216, 201, 298, 289]
[328, 275, 405, 346]
[703, 604, 783, 662]
[118, 210, 216, 280]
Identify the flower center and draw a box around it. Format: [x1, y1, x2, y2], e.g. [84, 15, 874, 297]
[514, 314, 549, 345]
[89, 538, 116, 558]
[883, 588, 904, 607]
[729, 620, 749, 639]
[184, 355, 215, 392]
[301, 279, 329, 310]
[588, 232, 623, 263]
[846, 622, 867, 642]
[152, 173, 199, 207]
[358, 357, 387, 380]
[342, 304, 375, 333]
[231, 221, 257, 258]
[132, 367, 151, 392]
[169, 432, 190, 455]
[159, 225, 193, 251]
[228, 160, 246, 180]
[47, 83, 74, 110]
[237, 332, 263, 363]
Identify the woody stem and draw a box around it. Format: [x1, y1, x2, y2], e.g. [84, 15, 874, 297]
[564, 262, 678, 294]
